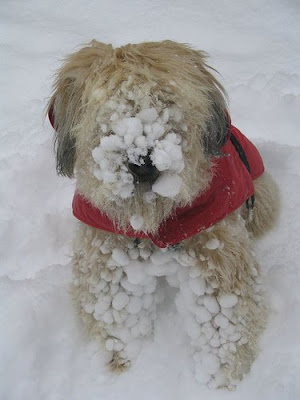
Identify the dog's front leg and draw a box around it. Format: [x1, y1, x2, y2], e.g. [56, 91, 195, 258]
[71, 225, 158, 371]
[175, 213, 267, 388]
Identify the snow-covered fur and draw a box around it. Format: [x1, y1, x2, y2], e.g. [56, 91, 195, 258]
[48, 40, 280, 389]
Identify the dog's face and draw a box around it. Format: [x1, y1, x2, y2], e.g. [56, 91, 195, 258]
[49, 40, 228, 232]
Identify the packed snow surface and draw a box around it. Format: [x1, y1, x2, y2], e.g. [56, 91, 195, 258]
[1, 0, 300, 399]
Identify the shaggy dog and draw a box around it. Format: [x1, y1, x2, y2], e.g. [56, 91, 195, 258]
[48, 40, 279, 388]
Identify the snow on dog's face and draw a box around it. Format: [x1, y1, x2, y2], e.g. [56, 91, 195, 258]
[92, 88, 185, 202]
[48, 40, 228, 233]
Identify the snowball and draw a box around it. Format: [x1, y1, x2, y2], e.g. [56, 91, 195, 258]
[83, 303, 95, 314]
[93, 88, 106, 101]
[126, 296, 143, 314]
[137, 108, 158, 123]
[150, 133, 184, 173]
[112, 268, 123, 284]
[124, 134, 134, 146]
[111, 117, 143, 137]
[112, 292, 130, 311]
[150, 148, 172, 171]
[150, 122, 165, 138]
[112, 309, 127, 324]
[128, 248, 139, 260]
[134, 135, 147, 148]
[202, 322, 216, 341]
[189, 277, 206, 296]
[202, 353, 220, 375]
[102, 310, 114, 324]
[100, 135, 127, 151]
[229, 332, 242, 342]
[150, 250, 172, 265]
[177, 251, 196, 267]
[195, 306, 212, 323]
[100, 241, 112, 254]
[139, 247, 152, 260]
[94, 296, 111, 314]
[185, 316, 201, 339]
[125, 314, 138, 328]
[124, 261, 148, 285]
[105, 339, 115, 352]
[109, 283, 119, 296]
[218, 293, 238, 308]
[210, 333, 221, 348]
[214, 313, 229, 329]
[130, 215, 144, 230]
[143, 191, 156, 203]
[152, 174, 182, 198]
[221, 307, 233, 320]
[170, 106, 182, 122]
[114, 340, 124, 352]
[225, 322, 236, 335]
[203, 296, 220, 314]
[112, 248, 130, 266]
[205, 238, 220, 250]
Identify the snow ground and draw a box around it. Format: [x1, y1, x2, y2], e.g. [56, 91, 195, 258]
[1, 0, 300, 399]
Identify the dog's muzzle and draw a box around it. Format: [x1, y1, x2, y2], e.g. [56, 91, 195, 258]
[128, 154, 160, 184]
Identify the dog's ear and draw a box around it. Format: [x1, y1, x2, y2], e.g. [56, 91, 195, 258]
[47, 78, 78, 178]
[186, 47, 229, 156]
[47, 40, 112, 177]
[203, 96, 229, 156]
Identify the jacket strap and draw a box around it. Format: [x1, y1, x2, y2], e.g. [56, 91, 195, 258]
[230, 132, 255, 219]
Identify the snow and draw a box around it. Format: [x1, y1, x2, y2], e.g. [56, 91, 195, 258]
[1, 0, 300, 399]
[189, 277, 207, 296]
[152, 174, 183, 198]
[129, 215, 144, 231]
[111, 292, 129, 311]
[218, 294, 239, 309]
[92, 99, 184, 199]
[112, 248, 131, 266]
[137, 108, 158, 123]
[214, 313, 229, 330]
[205, 238, 221, 250]
[126, 297, 143, 315]
[150, 132, 184, 172]
[203, 296, 220, 314]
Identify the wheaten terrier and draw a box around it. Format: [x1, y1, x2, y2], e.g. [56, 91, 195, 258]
[48, 40, 280, 388]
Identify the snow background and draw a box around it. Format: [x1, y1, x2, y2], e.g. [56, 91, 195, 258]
[1, 0, 300, 399]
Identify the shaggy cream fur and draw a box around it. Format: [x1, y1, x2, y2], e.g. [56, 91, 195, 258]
[48, 40, 280, 389]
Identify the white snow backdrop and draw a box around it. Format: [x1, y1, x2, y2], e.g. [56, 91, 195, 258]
[1, 0, 300, 399]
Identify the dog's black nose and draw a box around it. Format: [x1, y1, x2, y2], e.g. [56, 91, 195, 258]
[128, 154, 159, 184]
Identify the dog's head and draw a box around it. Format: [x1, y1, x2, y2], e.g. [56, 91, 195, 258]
[48, 40, 228, 233]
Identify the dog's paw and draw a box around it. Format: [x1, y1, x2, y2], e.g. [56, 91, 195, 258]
[109, 351, 131, 372]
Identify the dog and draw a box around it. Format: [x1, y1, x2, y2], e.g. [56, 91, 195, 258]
[48, 40, 280, 388]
